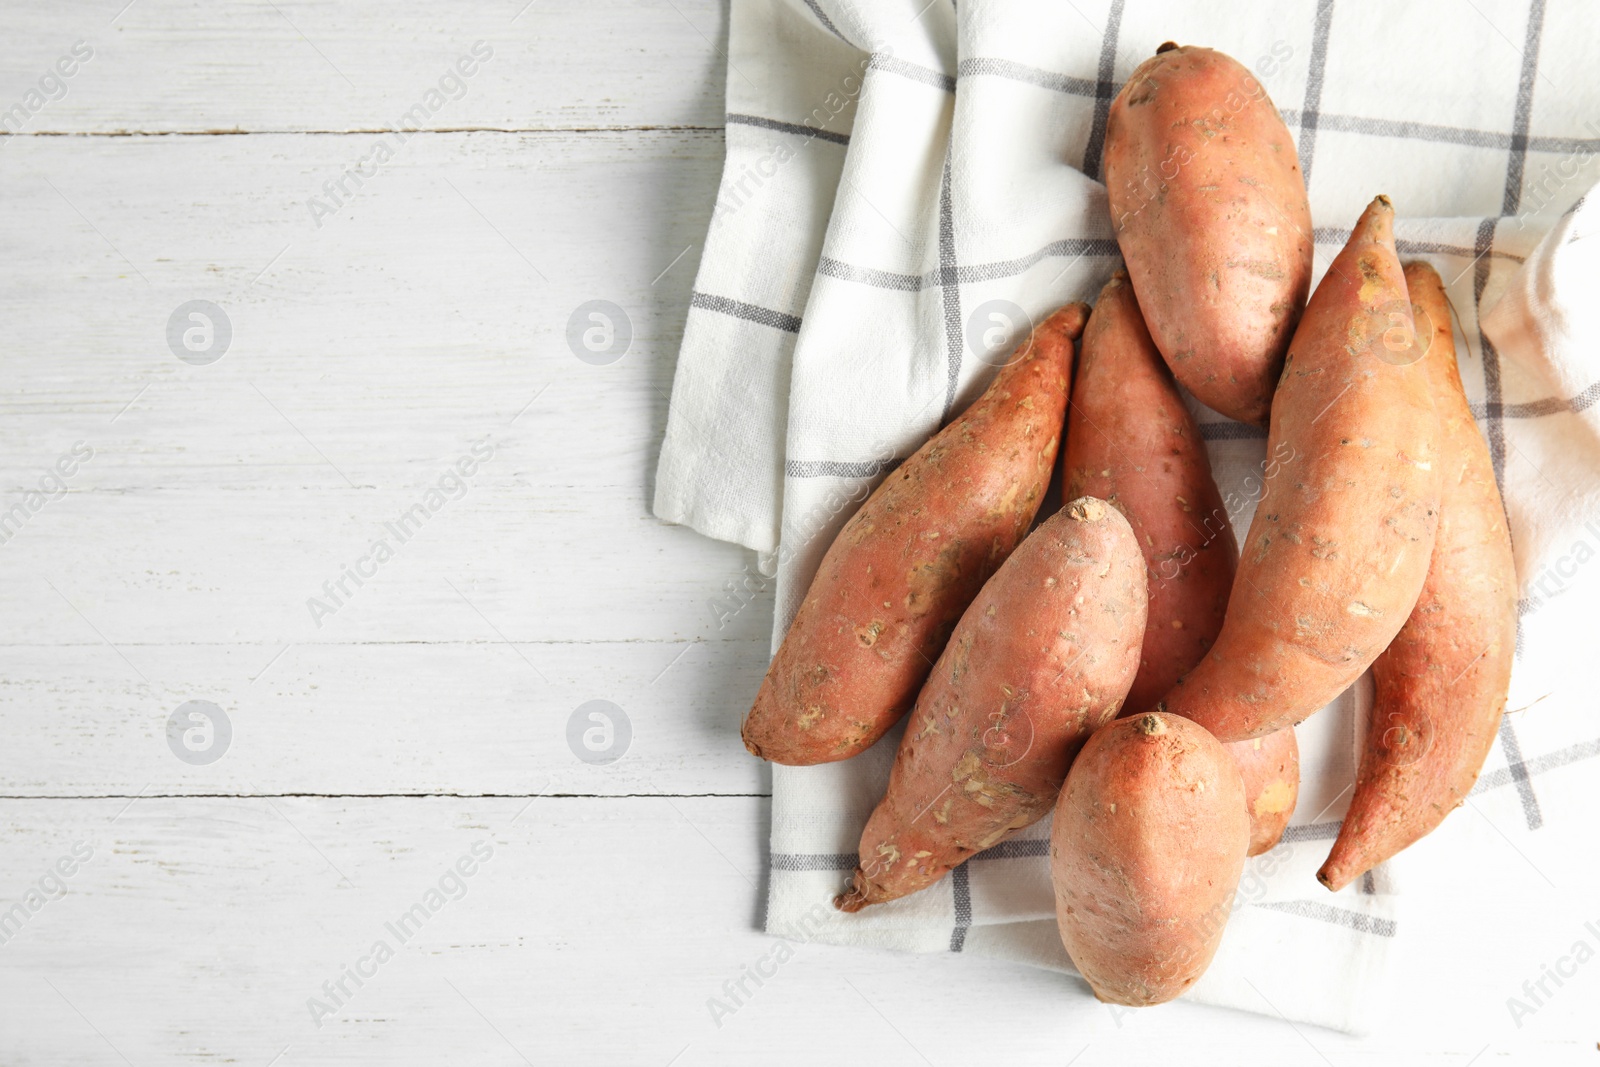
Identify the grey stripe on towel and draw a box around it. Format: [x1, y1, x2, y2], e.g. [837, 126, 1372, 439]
[689, 291, 802, 334]
[784, 457, 901, 479]
[1257, 900, 1398, 938]
[727, 112, 851, 146]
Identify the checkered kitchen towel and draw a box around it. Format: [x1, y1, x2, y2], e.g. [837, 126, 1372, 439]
[654, 0, 1600, 1033]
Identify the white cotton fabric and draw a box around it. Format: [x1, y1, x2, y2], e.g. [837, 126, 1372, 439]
[654, 0, 1600, 1033]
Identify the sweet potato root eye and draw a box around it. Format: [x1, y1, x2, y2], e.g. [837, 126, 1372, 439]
[1135, 714, 1166, 736]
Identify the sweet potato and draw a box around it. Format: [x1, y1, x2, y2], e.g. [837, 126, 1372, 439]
[1051, 712, 1248, 1006]
[1104, 42, 1312, 425]
[1064, 271, 1237, 712]
[743, 304, 1090, 765]
[1063, 272, 1297, 855]
[1318, 262, 1517, 891]
[1161, 196, 1442, 742]
[836, 497, 1145, 911]
[1231, 729, 1299, 856]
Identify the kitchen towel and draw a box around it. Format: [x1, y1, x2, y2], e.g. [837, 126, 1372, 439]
[654, 0, 1600, 1033]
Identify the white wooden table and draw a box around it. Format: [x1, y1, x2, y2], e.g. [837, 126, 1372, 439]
[0, 3, 1593, 1063]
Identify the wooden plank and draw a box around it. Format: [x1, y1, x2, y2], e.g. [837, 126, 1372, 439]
[0, 0, 728, 134]
[0, 795, 1587, 1064]
[0, 130, 720, 502]
[0, 130, 788, 792]
[0, 637, 770, 796]
[0, 485, 769, 645]
[0, 128, 727, 632]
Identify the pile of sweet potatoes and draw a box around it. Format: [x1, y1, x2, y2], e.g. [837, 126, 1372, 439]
[736, 41, 1515, 1009]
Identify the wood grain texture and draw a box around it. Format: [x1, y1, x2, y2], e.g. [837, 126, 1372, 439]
[0, 131, 779, 795]
[0, 0, 727, 134]
[0, 793, 1590, 1064]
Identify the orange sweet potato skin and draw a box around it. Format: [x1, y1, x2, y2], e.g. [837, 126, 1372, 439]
[1104, 44, 1312, 426]
[1065, 273, 1297, 854]
[1051, 712, 1248, 1007]
[1230, 729, 1299, 856]
[1064, 272, 1237, 714]
[836, 498, 1146, 911]
[1162, 196, 1442, 743]
[1318, 262, 1517, 891]
[743, 304, 1090, 765]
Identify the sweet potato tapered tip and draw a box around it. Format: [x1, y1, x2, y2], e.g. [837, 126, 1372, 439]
[1030, 301, 1090, 345]
[742, 303, 1088, 765]
[1159, 194, 1440, 742]
[1317, 260, 1515, 891]
[1232, 728, 1300, 856]
[837, 499, 1145, 911]
[833, 886, 867, 913]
